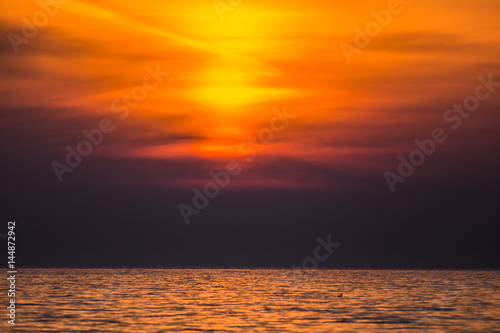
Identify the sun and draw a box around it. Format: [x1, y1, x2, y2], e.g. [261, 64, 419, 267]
[192, 84, 294, 108]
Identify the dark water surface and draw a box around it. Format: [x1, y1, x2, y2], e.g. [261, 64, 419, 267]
[1, 269, 499, 332]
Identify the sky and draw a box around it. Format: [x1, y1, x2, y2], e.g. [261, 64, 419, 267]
[1, 0, 499, 268]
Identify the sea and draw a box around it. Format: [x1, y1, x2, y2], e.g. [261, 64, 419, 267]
[1, 269, 499, 332]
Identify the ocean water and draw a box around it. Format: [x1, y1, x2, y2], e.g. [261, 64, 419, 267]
[1, 269, 499, 332]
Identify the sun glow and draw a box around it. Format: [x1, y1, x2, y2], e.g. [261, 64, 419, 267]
[192, 84, 295, 108]
[4, 0, 499, 183]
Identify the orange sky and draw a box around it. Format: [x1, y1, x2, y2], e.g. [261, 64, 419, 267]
[1, 0, 499, 189]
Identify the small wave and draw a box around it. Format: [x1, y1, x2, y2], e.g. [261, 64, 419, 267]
[423, 306, 455, 312]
